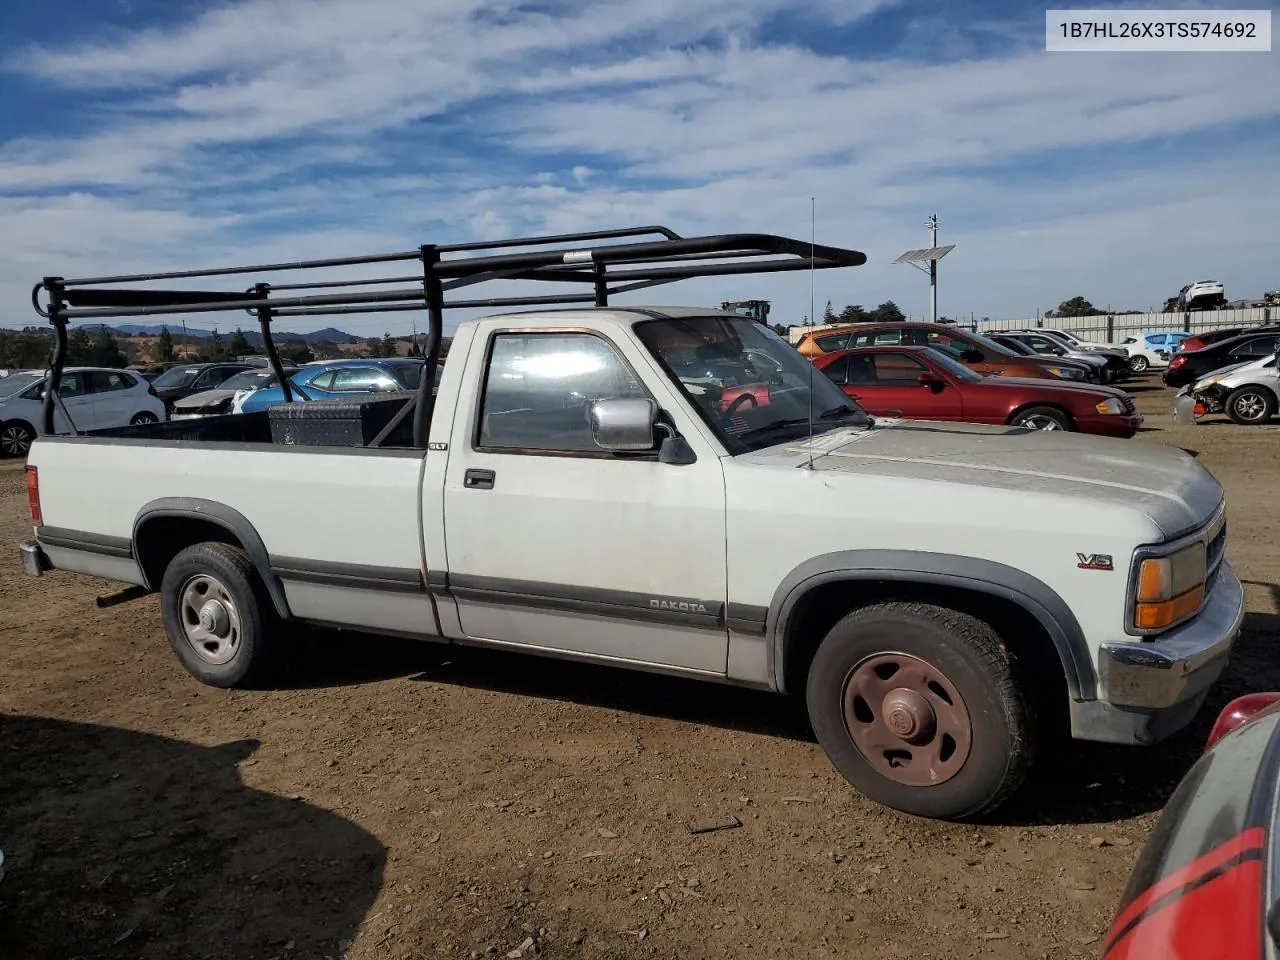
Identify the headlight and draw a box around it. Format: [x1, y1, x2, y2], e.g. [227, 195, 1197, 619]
[1046, 366, 1086, 380]
[1132, 541, 1208, 631]
[1095, 397, 1125, 415]
[1195, 375, 1223, 390]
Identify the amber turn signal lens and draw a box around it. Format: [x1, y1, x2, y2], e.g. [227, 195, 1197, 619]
[1134, 584, 1205, 630]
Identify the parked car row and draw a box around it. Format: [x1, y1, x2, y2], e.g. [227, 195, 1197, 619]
[0, 357, 438, 457]
[0, 367, 166, 457]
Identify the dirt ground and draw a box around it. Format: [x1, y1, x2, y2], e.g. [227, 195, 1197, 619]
[2, 375, 1278, 960]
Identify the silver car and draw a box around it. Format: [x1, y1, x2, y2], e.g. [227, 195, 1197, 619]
[1172, 351, 1279, 425]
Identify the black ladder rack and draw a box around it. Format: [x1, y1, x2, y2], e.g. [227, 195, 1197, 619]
[31, 225, 867, 448]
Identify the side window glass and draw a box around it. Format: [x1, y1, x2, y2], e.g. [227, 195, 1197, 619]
[872, 353, 928, 384]
[58, 373, 86, 397]
[309, 372, 337, 391]
[820, 355, 849, 383]
[478, 333, 648, 453]
[845, 355, 876, 385]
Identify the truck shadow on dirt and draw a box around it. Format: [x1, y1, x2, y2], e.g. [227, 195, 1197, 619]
[0, 716, 385, 960]
[280, 608, 1280, 828]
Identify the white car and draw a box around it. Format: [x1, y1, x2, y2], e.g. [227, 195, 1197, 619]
[1117, 337, 1170, 373]
[0, 367, 166, 457]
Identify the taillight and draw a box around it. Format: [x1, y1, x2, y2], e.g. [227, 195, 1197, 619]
[1169, 355, 1186, 369]
[26, 465, 41, 526]
[1205, 693, 1280, 752]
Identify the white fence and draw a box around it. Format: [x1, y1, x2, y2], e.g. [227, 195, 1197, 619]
[787, 306, 1277, 346]
[979, 307, 1275, 344]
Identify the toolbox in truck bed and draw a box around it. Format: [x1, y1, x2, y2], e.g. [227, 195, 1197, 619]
[268, 392, 416, 447]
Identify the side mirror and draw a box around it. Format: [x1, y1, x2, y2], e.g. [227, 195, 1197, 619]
[589, 397, 658, 451]
[917, 372, 945, 391]
[960, 349, 983, 363]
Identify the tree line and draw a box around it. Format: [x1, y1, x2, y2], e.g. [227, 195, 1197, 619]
[820, 300, 907, 325]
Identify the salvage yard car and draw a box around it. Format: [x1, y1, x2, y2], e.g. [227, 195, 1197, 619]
[1172, 350, 1279, 426]
[19, 227, 1244, 822]
[814, 345, 1143, 436]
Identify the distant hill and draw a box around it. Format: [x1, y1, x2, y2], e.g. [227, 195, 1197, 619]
[73, 324, 364, 345]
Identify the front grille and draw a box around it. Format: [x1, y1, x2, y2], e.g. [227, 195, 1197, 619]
[1121, 395, 1136, 415]
[1207, 520, 1227, 575]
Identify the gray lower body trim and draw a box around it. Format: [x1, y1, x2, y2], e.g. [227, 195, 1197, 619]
[271, 556, 424, 594]
[765, 549, 1095, 700]
[38, 527, 133, 559]
[40, 544, 146, 587]
[726, 603, 768, 635]
[445, 573, 725, 631]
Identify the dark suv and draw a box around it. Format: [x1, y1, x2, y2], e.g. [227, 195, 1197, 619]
[149, 363, 256, 413]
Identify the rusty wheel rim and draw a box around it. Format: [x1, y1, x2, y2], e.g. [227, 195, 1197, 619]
[840, 652, 972, 787]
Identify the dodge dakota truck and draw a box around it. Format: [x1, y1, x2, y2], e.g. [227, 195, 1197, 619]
[18, 227, 1244, 821]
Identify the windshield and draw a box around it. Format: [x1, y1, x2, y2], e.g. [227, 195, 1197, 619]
[962, 329, 1019, 357]
[633, 316, 869, 454]
[152, 366, 203, 390]
[920, 347, 982, 381]
[0, 373, 42, 400]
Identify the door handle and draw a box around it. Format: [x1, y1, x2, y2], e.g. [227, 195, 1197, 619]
[463, 468, 495, 490]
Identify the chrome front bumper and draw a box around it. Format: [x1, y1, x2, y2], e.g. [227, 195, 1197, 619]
[1098, 560, 1245, 711]
[19, 539, 50, 577]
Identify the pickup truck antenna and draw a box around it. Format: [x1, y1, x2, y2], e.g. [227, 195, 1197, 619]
[30, 226, 867, 449]
[806, 197, 816, 471]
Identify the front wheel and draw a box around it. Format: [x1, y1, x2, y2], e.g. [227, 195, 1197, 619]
[159, 542, 276, 688]
[1129, 355, 1150, 373]
[805, 602, 1038, 820]
[1, 421, 35, 458]
[1009, 405, 1072, 431]
[1225, 386, 1277, 425]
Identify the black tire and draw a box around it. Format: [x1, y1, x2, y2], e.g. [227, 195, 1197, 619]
[159, 542, 276, 688]
[1008, 405, 1072, 431]
[1, 420, 35, 458]
[131, 411, 159, 425]
[1225, 386, 1277, 425]
[805, 601, 1038, 820]
[1129, 355, 1149, 373]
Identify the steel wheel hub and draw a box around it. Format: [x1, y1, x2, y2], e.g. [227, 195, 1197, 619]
[881, 688, 936, 743]
[841, 652, 973, 787]
[179, 574, 242, 665]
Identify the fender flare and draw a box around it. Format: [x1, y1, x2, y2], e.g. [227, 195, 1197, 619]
[766, 549, 1094, 700]
[132, 497, 292, 619]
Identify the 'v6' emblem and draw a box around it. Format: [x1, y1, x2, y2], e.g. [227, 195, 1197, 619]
[1077, 553, 1114, 571]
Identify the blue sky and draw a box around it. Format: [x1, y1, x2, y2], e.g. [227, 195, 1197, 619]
[1, 0, 1277, 335]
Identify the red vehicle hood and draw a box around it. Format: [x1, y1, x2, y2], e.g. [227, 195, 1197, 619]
[971, 375, 1130, 403]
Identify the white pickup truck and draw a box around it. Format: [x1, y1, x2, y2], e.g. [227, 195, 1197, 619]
[19, 228, 1244, 821]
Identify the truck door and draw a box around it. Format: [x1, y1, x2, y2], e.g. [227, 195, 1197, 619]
[440, 322, 729, 675]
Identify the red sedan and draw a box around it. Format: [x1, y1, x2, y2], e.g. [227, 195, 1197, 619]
[811, 345, 1143, 437]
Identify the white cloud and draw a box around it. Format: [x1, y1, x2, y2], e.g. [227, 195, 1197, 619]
[1, 0, 1277, 333]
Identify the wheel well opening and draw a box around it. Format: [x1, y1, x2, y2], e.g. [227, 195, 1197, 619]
[783, 580, 1069, 730]
[134, 517, 241, 589]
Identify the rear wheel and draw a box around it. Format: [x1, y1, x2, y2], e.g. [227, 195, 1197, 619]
[1225, 386, 1276, 425]
[1129, 355, 1150, 373]
[130, 411, 159, 425]
[1009, 405, 1072, 431]
[805, 602, 1037, 820]
[159, 542, 276, 688]
[0, 421, 35, 458]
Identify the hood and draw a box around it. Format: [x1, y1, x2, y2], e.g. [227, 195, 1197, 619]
[173, 387, 239, 410]
[975, 375, 1128, 400]
[745, 420, 1220, 539]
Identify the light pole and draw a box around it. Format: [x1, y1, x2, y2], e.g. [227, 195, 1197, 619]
[894, 214, 955, 324]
